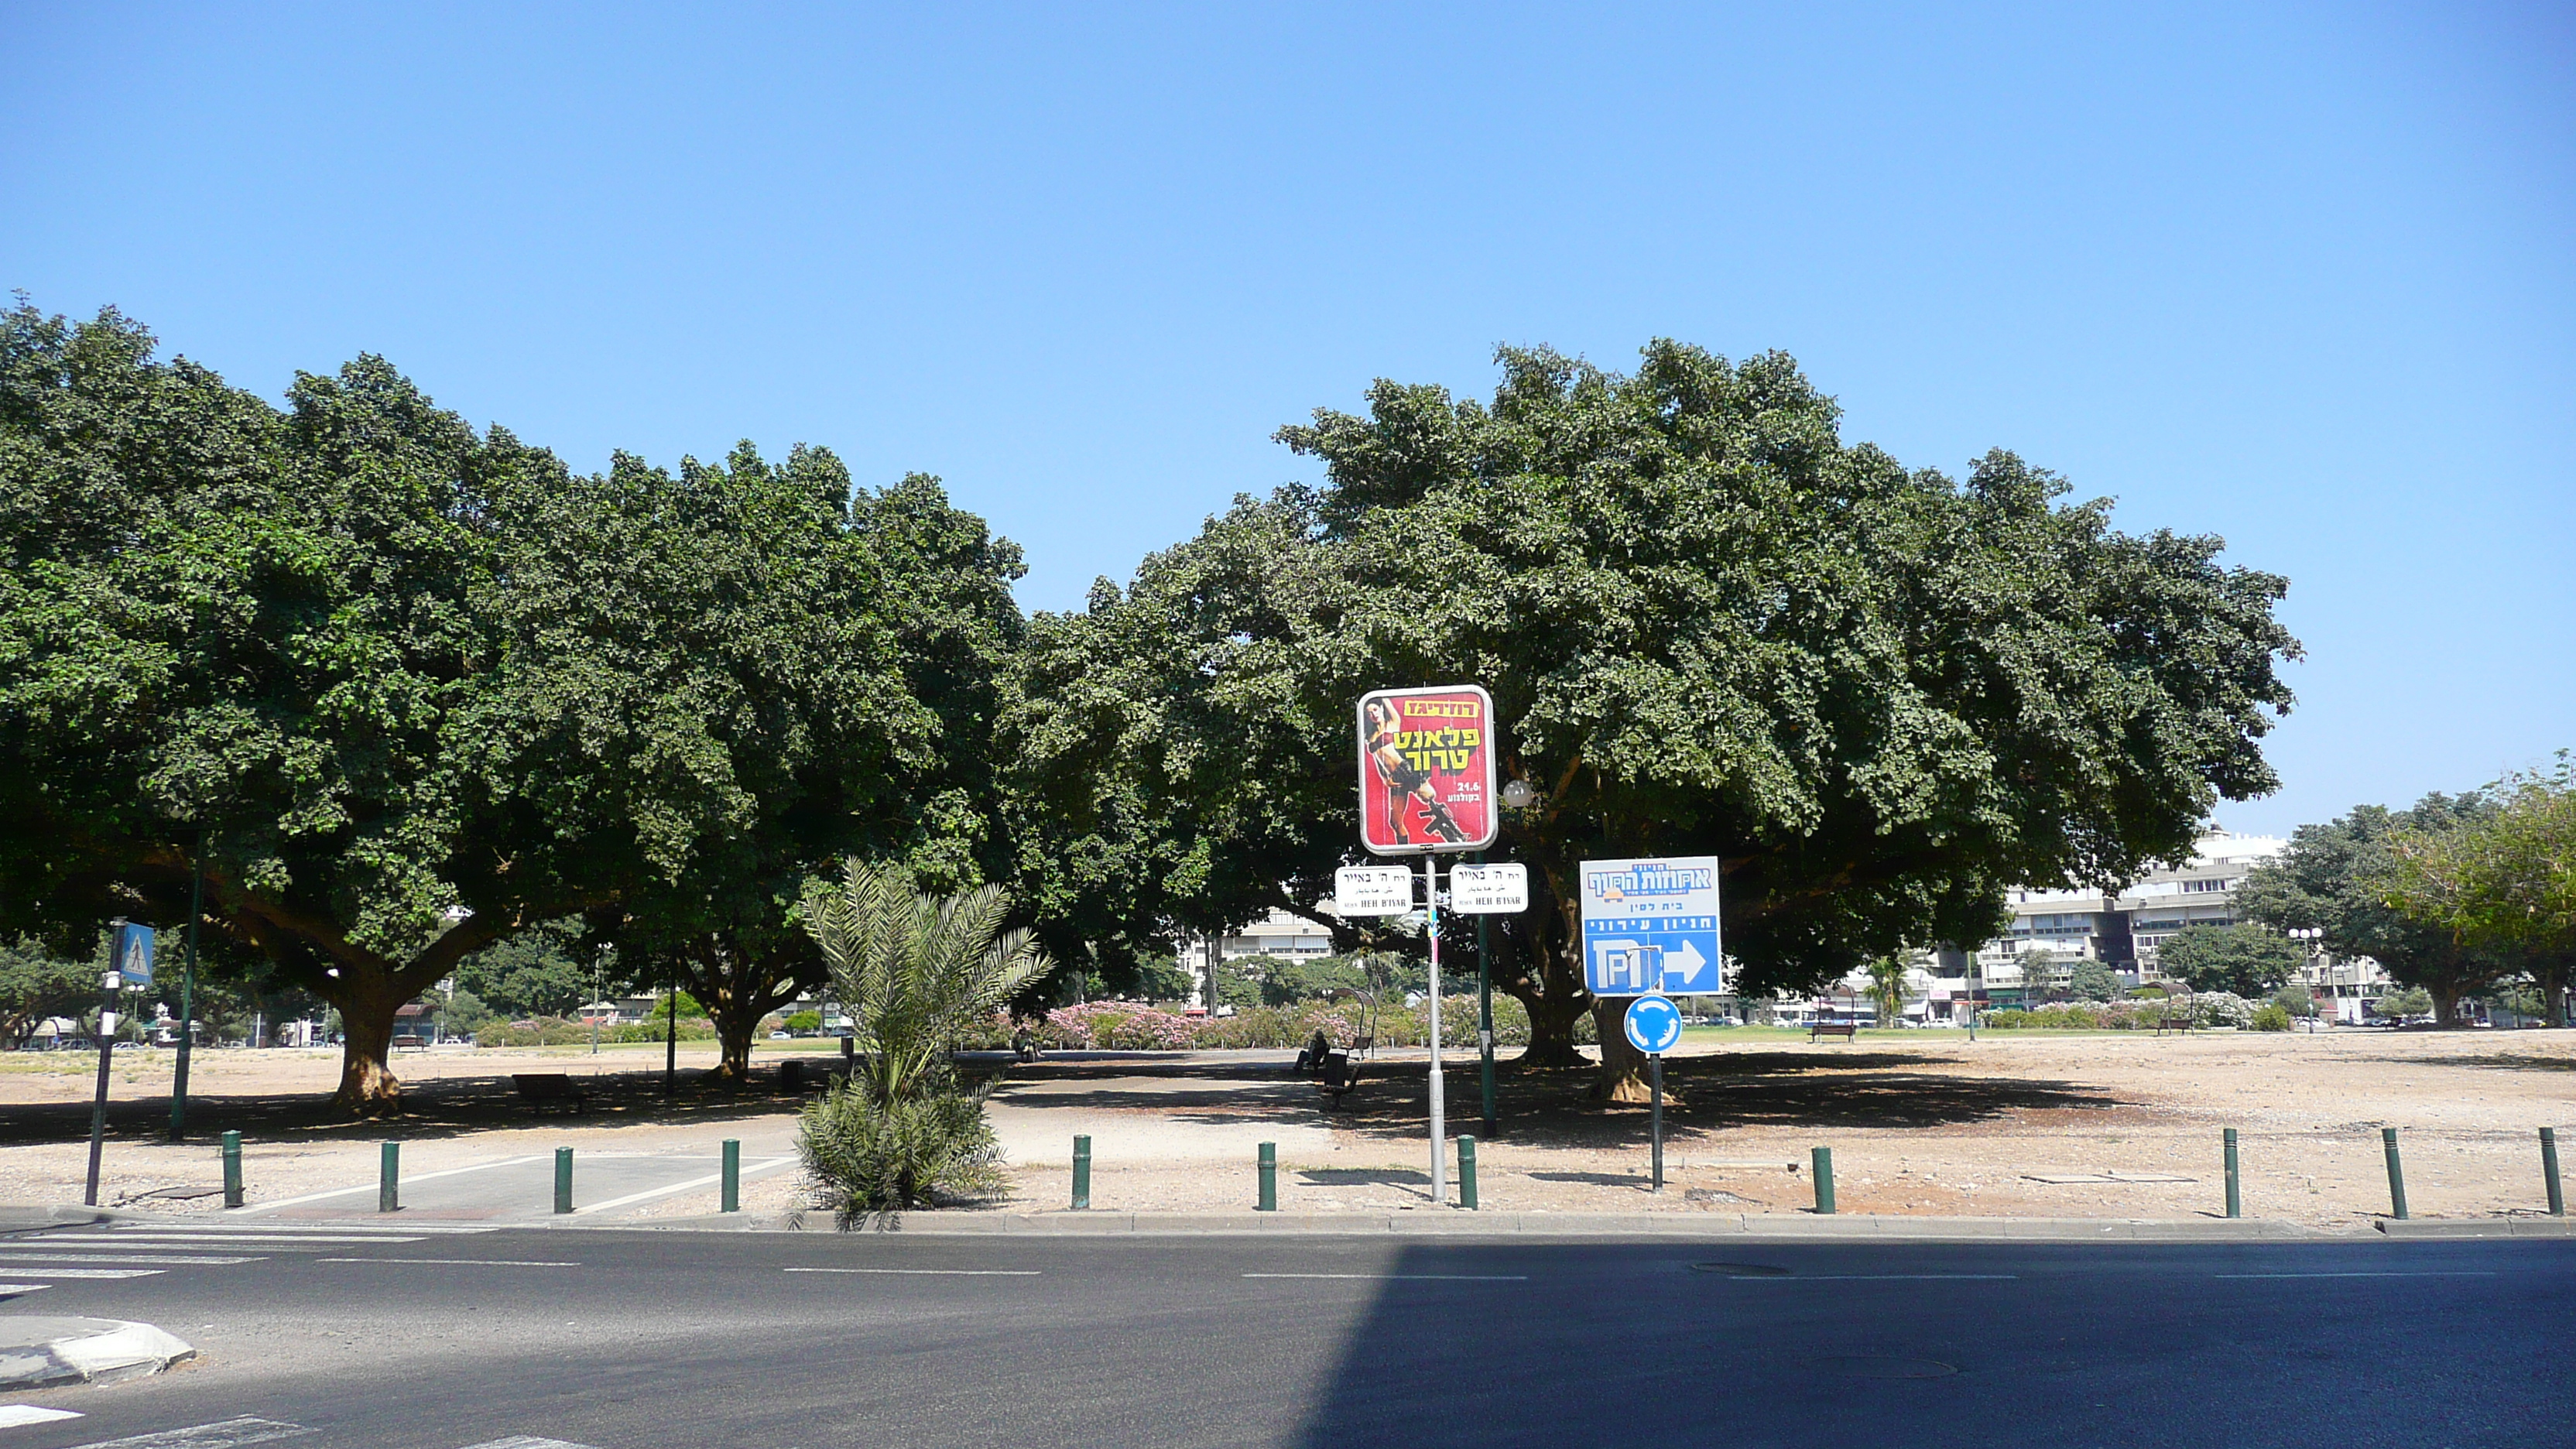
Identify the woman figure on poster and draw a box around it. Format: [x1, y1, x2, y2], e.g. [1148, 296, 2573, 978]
[1363, 697, 1466, 845]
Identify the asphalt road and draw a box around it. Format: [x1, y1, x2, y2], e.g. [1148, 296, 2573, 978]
[0, 1221, 2567, 1448]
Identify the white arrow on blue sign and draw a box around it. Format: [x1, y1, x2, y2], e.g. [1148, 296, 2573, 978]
[1622, 993, 1684, 1055]
[1579, 855, 1723, 996]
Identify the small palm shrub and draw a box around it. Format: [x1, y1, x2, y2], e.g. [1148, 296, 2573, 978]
[800, 1075, 1006, 1216]
[795, 858, 1050, 1221]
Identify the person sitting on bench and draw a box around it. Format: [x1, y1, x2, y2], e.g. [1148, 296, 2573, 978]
[1294, 1029, 1334, 1074]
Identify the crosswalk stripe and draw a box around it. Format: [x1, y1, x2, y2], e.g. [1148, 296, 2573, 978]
[454, 1437, 603, 1449]
[0, 1405, 82, 1427]
[0, 1253, 262, 1266]
[0, 1284, 49, 1294]
[61, 1416, 312, 1447]
[0, 1267, 162, 1279]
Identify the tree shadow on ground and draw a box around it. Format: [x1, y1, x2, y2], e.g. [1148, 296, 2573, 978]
[0, 1060, 825, 1149]
[2376, 1051, 2576, 1074]
[1297, 1167, 1430, 1186]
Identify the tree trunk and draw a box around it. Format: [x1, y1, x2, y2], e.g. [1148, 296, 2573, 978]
[706, 992, 762, 1080]
[1511, 985, 1591, 1070]
[1589, 996, 1653, 1104]
[2429, 981, 2464, 1029]
[332, 977, 405, 1116]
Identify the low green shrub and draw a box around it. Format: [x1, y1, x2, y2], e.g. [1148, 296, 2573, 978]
[2248, 1003, 2293, 1032]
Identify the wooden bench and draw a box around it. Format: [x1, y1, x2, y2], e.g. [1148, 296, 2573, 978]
[511, 1073, 588, 1114]
[1809, 1019, 1858, 1043]
[2154, 1015, 2194, 1036]
[1318, 1052, 1361, 1108]
[392, 1036, 430, 1053]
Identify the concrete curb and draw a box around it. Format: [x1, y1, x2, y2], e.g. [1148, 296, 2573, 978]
[0, 1208, 114, 1235]
[0, 1318, 195, 1389]
[2376, 1216, 2576, 1238]
[588, 1210, 2342, 1242]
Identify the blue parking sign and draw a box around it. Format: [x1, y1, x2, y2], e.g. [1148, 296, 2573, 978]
[1579, 856, 1724, 996]
[1623, 994, 1684, 1055]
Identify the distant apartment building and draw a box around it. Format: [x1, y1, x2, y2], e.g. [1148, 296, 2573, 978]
[1843, 829, 2389, 1020]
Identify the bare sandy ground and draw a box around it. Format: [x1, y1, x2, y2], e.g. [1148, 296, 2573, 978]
[2, 1029, 2567, 1228]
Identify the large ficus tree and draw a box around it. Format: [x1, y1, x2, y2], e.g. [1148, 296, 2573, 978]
[1009, 342, 2300, 1098]
[0, 303, 1019, 1108]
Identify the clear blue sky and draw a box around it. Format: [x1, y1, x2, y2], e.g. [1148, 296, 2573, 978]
[5, 3, 2569, 838]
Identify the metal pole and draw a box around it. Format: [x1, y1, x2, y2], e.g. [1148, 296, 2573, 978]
[84, 964, 118, 1208]
[379, 1140, 400, 1213]
[722, 1139, 741, 1213]
[170, 836, 204, 1140]
[1071, 1134, 1091, 1210]
[554, 1147, 574, 1214]
[2224, 1128, 2242, 1218]
[2541, 1127, 2563, 1218]
[221, 1130, 243, 1209]
[1811, 1145, 1836, 1214]
[1424, 855, 1445, 1206]
[1458, 1134, 1479, 1211]
[1475, 848, 1495, 1139]
[665, 968, 677, 1097]
[1258, 1142, 1276, 1211]
[2382, 1127, 2409, 1220]
[1649, 1054, 1665, 1192]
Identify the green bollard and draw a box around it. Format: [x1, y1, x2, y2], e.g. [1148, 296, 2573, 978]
[1258, 1142, 1276, 1212]
[2382, 1126, 2409, 1221]
[2224, 1128, 2242, 1218]
[721, 1139, 741, 1214]
[554, 1146, 574, 1214]
[1811, 1146, 1836, 1214]
[1458, 1135, 1479, 1211]
[221, 1130, 243, 1210]
[2543, 1127, 2564, 1218]
[1072, 1134, 1091, 1211]
[379, 1140, 399, 1214]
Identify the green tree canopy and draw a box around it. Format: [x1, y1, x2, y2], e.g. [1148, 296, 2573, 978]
[2154, 923, 2303, 997]
[2235, 795, 2506, 1025]
[2382, 759, 2574, 1026]
[1007, 341, 2299, 1097]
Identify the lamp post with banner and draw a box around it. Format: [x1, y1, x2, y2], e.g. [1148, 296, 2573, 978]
[1353, 686, 1500, 1206]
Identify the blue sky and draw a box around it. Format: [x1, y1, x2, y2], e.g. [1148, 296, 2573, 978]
[4, 2, 2568, 838]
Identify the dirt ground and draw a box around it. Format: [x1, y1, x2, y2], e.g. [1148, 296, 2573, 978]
[2, 1029, 2569, 1228]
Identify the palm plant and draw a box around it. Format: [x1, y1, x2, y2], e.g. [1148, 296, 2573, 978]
[796, 858, 1050, 1217]
[1865, 955, 1910, 1029]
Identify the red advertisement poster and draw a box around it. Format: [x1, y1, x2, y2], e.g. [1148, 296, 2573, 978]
[1356, 685, 1499, 855]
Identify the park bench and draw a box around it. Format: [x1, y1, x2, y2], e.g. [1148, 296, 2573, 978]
[511, 1072, 588, 1114]
[392, 1037, 430, 1053]
[1809, 1019, 1858, 1043]
[1317, 1052, 1361, 1108]
[2154, 1015, 2194, 1036]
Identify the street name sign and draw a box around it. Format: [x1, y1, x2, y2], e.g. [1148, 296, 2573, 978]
[1579, 855, 1724, 996]
[1334, 865, 1416, 917]
[1447, 862, 1529, 914]
[1623, 993, 1684, 1054]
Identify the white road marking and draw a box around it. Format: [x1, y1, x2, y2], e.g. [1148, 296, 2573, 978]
[0, 1267, 163, 1279]
[570, 1156, 797, 1216]
[43, 1235, 427, 1247]
[1236, 1263, 1514, 1273]
[228, 1155, 555, 1213]
[455, 1437, 603, 1449]
[1720, 1274, 2022, 1282]
[0, 1254, 262, 1266]
[785, 1267, 1041, 1276]
[0, 1405, 81, 1427]
[0, 1284, 50, 1294]
[319, 1258, 579, 1267]
[62, 1416, 313, 1447]
[2214, 1271, 2502, 1279]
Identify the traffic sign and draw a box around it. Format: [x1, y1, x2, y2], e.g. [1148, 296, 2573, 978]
[1334, 865, 1415, 917]
[1447, 862, 1528, 914]
[111, 923, 155, 989]
[1623, 993, 1683, 1054]
[1579, 855, 1723, 996]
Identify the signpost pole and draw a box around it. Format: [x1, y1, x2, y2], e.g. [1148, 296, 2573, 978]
[1475, 849, 1495, 1139]
[170, 834, 204, 1140]
[1424, 855, 1446, 1207]
[84, 961, 119, 1208]
[1649, 1053, 1664, 1192]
